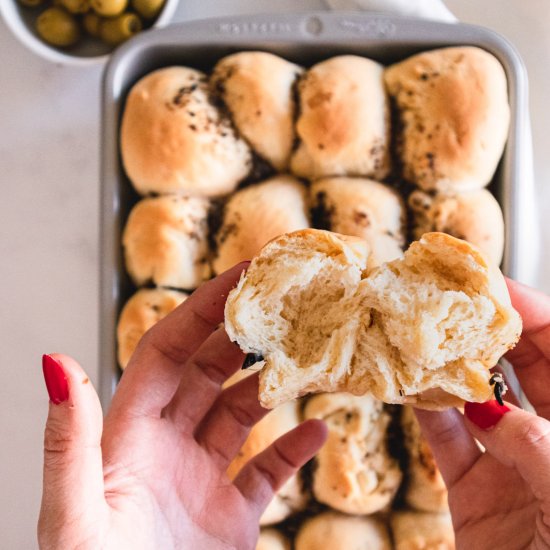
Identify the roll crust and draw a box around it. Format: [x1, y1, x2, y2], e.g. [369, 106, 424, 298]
[310, 177, 405, 266]
[116, 288, 187, 369]
[295, 511, 391, 550]
[120, 66, 251, 197]
[211, 51, 303, 172]
[391, 510, 455, 550]
[122, 195, 211, 289]
[304, 393, 402, 514]
[384, 47, 510, 192]
[212, 175, 310, 275]
[291, 56, 391, 180]
[409, 188, 505, 265]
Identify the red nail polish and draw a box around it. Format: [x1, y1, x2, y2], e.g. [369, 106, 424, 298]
[464, 400, 510, 430]
[42, 355, 69, 405]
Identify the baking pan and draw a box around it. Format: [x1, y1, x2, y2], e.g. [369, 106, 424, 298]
[100, 12, 531, 408]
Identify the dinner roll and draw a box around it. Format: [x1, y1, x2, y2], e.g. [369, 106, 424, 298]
[385, 46, 509, 192]
[291, 55, 390, 180]
[120, 66, 251, 196]
[212, 175, 309, 275]
[117, 288, 187, 369]
[391, 510, 455, 550]
[311, 177, 405, 265]
[256, 529, 290, 550]
[295, 511, 391, 550]
[409, 189, 505, 265]
[224, 367, 307, 525]
[225, 230, 521, 409]
[304, 393, 402, 514]
[123, 195, 210, 289]
[211, 51, 303, 172]
[401, 406, 448, 513]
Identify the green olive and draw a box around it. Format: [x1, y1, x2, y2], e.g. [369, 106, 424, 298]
[60, 0, 91, 13]
[131, 0, 164, 19]
[18, 0, 44, 8]
[83, 12, 101, 36]
[99, 12, 141, 45]
[91, 0, 127, 17]
[36, 7, 80, 47]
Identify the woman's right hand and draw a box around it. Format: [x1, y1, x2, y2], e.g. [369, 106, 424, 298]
[415, 279, 550, 550]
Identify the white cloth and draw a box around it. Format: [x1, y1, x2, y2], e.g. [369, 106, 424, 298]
[324, 0, 457, 22]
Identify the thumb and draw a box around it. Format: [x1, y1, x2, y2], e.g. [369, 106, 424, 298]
[39, 354, 107, 543]
[464, 400, 550, 500]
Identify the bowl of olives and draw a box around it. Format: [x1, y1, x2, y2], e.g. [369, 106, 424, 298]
[0, 0, 179, 65]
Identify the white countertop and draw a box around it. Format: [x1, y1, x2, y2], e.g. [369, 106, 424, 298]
[1, 1, 548, 547]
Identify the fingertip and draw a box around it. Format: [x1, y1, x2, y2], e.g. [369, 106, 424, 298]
[299, 418, 328, 444]
[464, 399, 512, 431]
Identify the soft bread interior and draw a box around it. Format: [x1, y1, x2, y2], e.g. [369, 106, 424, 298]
[357, 233, 521, 406]
[225, 230, 521, 409]
[225, 230, 369, 408]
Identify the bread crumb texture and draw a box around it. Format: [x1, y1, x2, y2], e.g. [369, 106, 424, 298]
[224, 229, 522, 409]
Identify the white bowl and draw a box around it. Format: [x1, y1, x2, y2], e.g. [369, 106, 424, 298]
[0, 0, 180, 66]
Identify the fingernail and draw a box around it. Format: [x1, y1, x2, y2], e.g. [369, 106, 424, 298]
[464, 400, 510, 430]
[42, 354, 69, 405]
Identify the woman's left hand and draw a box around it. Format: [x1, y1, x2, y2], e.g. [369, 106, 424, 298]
[38, 262, 327, 550]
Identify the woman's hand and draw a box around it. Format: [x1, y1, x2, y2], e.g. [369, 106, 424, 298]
[37, 263, 327, 550]
[415, 279, 550, 550]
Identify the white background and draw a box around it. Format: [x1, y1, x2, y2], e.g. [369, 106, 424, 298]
[1, 0, 549, 547]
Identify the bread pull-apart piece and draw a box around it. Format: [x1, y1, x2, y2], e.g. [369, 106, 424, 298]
[224, 368, 308, 525]
[212, 175, 310, 275]
[304, 393, 402, 514]
[391, 510, 455, 550]
[211, 51, 303, 172]
[310, 176, 405, 265]
[123, 195, 211, 290]
[385, 46, 509, 193]
[295, 511, 391, 550]
[225, 229, 369, 408]
[224, 229, 521, 410]
[401, 406, 448, 513]
[117, 288, 188, 370]
[256, 529, 290, 550]
[291, 55, 391, 180]
[120, 66, 251, 197]
[408, 188, 505, 266]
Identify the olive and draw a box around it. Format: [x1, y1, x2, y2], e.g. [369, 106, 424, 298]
[83, 12, 101, 36]
[99, 12, 142, 45]
[18, 0, 44, 7]
[60, 0, 91, 13]
[90, 0, 127, 17]
[35, 7, 80, 47]
[131, 0, 164, 20]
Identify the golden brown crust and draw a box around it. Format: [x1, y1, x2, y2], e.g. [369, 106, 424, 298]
[304, 393, 402, 514]
[409, 189, 504, 265]
[116, 288, 187, 369]
[212, 176, 310, 275]
[310, 177, 405, 265]
[385, 47, 509, 192]
[291, 56, 391, 180]
[401, 407, 448, 512]
[122, 195, 211, 289]
[295, 511, 391, 550]
[211, 52, 303, 171]
[391, 511, 455, 550]
[120, 67, 251, 196]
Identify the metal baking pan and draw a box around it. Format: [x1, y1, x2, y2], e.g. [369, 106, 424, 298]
[100, 12, 531, 408]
